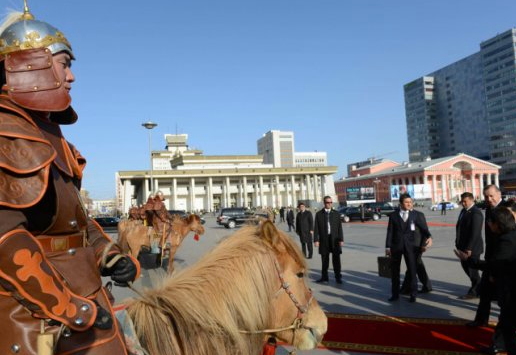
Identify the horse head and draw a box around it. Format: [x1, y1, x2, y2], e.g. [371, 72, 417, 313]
[259, 221, 327, 350]
[185, 214, 205, 236]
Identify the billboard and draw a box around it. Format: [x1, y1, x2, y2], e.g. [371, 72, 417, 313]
[346, 186, 375, 203]
[390, 184, 431, 200]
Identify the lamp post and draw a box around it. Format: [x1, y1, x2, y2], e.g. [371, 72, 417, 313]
[142, 121, 158, 196]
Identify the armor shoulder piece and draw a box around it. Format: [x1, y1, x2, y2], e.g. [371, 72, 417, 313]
[0, 109, 56, 208]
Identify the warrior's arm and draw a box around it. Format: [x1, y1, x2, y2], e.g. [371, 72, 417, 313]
[0, 208, 97, 331]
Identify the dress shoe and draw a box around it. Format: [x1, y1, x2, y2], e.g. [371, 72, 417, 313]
[388, 295, 399, 302]
[458, 293, 478, 300]
[465, 320, 488, 327]
[409, 295, 416, 303]
[315, 278, 329, 284]
[336, 279, 342, 284]
[480, 345, 506, 354]
[419, 287, 432, 293]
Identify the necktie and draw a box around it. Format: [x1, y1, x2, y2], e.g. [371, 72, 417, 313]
[402, 210, 408, 222]
[325, 211, 330, 234]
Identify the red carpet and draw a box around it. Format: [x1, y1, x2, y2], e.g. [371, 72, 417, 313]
[321, 313, 495, 354]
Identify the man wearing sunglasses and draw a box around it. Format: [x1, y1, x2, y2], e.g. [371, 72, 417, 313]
[314, 196, 344, 284]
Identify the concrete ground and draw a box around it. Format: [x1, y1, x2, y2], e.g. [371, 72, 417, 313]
[107, 208, 495, 354]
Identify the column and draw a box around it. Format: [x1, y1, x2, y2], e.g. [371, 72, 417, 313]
[471, 173, 476, 198]
[123, 179, 132, 213]
[207, 177, 213, 212]
[479, 173, 484, 196]
[275, 175, 281, 208]
[449, 176, 455, 201]
[154, 179, 159, 194]
[495, 174, 499, 187]
[189, 177, 195, 212]
[144, 178, 150, 201]
[321, 175, 328, 198]
[243, 176, 248, 208]
[313, 174, 319, 201]
[225, 176, 231, 207]
[291, 175, 296, 206]
[171, 178, 177, 209]
[432, 175, 437, 203]
[487, 173, 492, 185]
[259, 176, 264, 207]
[440, 175, 447, 201]
[305, 175, 312, 200]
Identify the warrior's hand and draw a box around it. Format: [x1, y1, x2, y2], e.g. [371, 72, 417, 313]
[93, 301, 113, 330]
[103, 255, 138, 286]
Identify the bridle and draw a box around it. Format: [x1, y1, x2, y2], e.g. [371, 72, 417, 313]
[238, 254, 314, 340]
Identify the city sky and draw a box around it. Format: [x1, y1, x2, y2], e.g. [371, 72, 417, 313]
[13, 0, 516, 199]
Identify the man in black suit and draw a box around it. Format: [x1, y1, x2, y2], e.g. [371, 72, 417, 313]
[295, 202, 314, 258]
[286, 207, 295, 232]
[455, 192, 484, 299]
[386, 193, 432, 303]
[465, 184, 505, 355]
[314, 196, 344, 284]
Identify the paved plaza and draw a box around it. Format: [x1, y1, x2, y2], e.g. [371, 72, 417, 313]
[108, 208, 495, 354]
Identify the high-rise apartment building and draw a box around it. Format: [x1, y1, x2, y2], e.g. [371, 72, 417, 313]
[481, 29, 516, 183]
[404, 28, 516, 188]
[257, 130, 295, 167]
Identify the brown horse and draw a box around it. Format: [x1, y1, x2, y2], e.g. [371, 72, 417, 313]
[117, 214, 205, 273]
[124, 221, 327, 355]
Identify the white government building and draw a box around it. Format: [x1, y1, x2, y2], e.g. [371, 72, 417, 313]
[116, 131, 337, 213]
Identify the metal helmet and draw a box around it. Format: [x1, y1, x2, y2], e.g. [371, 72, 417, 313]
[0, 0, 76, 115]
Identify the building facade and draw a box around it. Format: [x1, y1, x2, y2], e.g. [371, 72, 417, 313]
[404, 28, 516, 190]
[335, 154, 500, 205]
[117, 134, 337, 213]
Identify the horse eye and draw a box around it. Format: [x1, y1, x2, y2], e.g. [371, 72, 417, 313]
[296, 272, 305, 278]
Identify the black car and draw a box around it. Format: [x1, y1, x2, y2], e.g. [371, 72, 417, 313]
[340, 206, 380, 223]
[217, 207, 258, 228]
[94, 217, 119, 228]
[365, 203, 396, 217]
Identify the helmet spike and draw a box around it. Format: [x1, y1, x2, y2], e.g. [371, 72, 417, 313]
[21, 0, 35, 20]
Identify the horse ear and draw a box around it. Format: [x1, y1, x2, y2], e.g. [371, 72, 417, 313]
[260, 221, 286, 253]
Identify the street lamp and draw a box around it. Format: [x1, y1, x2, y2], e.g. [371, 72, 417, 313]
[142, 121, 158, 196]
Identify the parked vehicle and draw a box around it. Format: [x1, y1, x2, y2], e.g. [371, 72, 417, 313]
[430, 201, 458, 211]
[94, 217, 119, 228]
[364, 202, 396, 217]
[340, 206, 380, 223]
[217, 207, 258, 228]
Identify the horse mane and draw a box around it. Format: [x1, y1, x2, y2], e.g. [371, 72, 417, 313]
[125, 222, 305, 355]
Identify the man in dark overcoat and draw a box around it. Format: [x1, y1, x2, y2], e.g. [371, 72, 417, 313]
[295, 202, 314, 258]
[286, 206, 295, 232]
[455, 191, 484, 299]
[314, 196, 344, 284]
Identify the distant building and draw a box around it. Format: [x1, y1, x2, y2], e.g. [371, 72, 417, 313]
[117, 133, 337, 213]
[335, 153, 500, 205]
[91, 199, 117, 217]
[404, 28, 516, 191]
[257, 130, 295, 167]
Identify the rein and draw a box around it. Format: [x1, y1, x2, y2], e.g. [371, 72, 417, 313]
[238, 255, 313, 336]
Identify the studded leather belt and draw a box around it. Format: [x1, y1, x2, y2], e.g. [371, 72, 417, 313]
[38, 234, 85, 253]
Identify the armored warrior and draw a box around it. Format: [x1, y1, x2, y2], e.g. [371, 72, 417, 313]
[0, 2, 139, 354]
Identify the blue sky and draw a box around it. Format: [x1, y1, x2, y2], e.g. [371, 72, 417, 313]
[9, 0, 516, 199]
